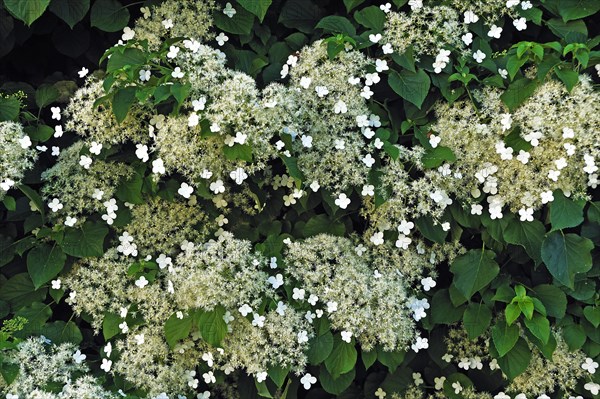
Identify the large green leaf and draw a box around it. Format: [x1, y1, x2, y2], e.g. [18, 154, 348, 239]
[90, 0, 130, 32]
[35, 84, 60, 109]
[353, 6, 385, 31]
[0, 96, 20, 121]
[421, 146, 456, 169]
[343, 0, 366, 12]
[42, 321, 83, 344]
[49, 0, 90, 28]
[500, 78, 538, 111]
[112, 86, 136, 124]
[324, 336, 357, 379]
[106, 48, 146, 73]
[315, 16, 356, 36]
[198, 307, 228, 346]
[430, 289, 465, 324]
[377, 348, 405, 374]
[60, 221, 108, 258]
[557, 0, 600, 21]
[492, 320, 520, 357]
[307, 330, 334, 365]
[541, 231, 593, 289]
[27, 243, 66, 289]
[3, 0, 51, 26]
[523, 313, 550, 344]
[0, 273, 46, 310]
[278, 0, 324, 34]
[319, 366, 355, 395]
[450, 249, 500, 300]
[495, 337, 531, 380]
[388, 69, 430, 109]
[214, 5, 254, 35]
[463, 302, 492, 339]
[237, 0, 272, 22]
[533, 284, 567, 319]
[503, 219, 545, 264]
[164, 312, 192, 348]
[549, 190, 584, 231]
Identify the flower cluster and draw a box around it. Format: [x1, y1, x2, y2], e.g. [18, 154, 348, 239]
[425, 76, 600, 215]
[0, 121, 37, 200]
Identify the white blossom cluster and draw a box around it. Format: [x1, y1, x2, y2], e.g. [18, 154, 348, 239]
[0, 121, 37, 200]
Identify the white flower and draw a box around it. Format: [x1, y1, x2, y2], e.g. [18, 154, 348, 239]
[506, 0, 520, 7]
[518, 207, 534, 222]
[301, 135, 313, 148]
[51, 279, 61, 290]
[223, 311, 234, 323]
[193, 97, 206, 111]
[408, 0, 423, 10]
[121, 27, 135, 41]
[348, 76, 361, 85]
[361, 184, 374, 196]
[230, 168, 248, 185]
[305, 311, 315, 323]
[161, 18, 173, 29]
[309, 180, 320, 192]
[462, 32, 473, 46]
[135, 276, 149, 288]
[6, 394, 18, 399]
[79, 155, 92, 169]
[286, 55, 298, 66]
[18, 135, 32, 149]
[51, 146, 60, 156]
[100, 358, 112, 372]
[64, 216, 77, 227]
[334, 100, 347, 114]
[421, 277, 436, 291]
[166, 44, 180, 59]
[280, 64, 289, 79]
[494, 392, 511, 399]
[172, 67, 184, 78]
[256, 372, 268, 383]
[210, 180, 225, 194]
[488, 25, 503, 38]
[134, 333, 145, 345]
[48, 198, 63, 212]
[582, 357, 599, 374]
[215, 32, 229, 46]
[223, 2, 236, 18]
[452, 382, 463, 394]
[78, 67, 89, 78]
[178, 182, 194, 198]
[375, 59, 389, 72]
[547, 169, 560, 182]
[370, 231, 384, 246]
[413, 372, 424, 385]
[585, 382, 600, 395]
[239, 304, 252, 316]
[315, 85, 329, 97]
[513, 17, 527, 31]
[297, 330, 309, 344]
[152, 158, 166, 175]
[341, 330, 353, 343]
[464, 10, 479, 23]
[397, 220, 414, 235]
[375, 388, 386, 398]
[300, 373, 317, 389]
[276, 301, 287, 316]
[498, 68, 508, 78]
[369, 33, 382, 43]
[156, 254, 172, 269]
[72, 349, 86, 364]
[252, 313, 266, 328]
[516, 150, 530, 164]
[523, 131, 543, 146]
[203, 371, 216, 384]
[308, 294, 318, 306]
[334, 193, 351, 209]
[434, 376, 446, 390]
[51, 106, 61, 120]
[521, 1, 533, 10]
[411, 336, 429, 352]
[362, 153, 375, 167]
[267, 273, 284, 289]
[360, 85, 374, 99]
[139, 69, 151, 81]
[382, 43, 393, 54]
[540, 190, 554, 204]
[380, 3, 392, 13]
[299, 76, 312, 89]
[292, 287, 306, 300]
[395, 234, 411, 249]
[555, 157, 568, 170]
[89, 141, 102, 155]
[473, 49, 487, 63]
[429, 134, 441, 148]
[187, 113, 199, 127]
[135, 144, 149, 162]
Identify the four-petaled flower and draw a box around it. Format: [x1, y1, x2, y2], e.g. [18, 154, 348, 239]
[341, 330, 353, 343]
[300, 373, 317, 390]
[582, 357, 599, 374]
[178, 182, 194, 198]
[335, 193, 351, 209]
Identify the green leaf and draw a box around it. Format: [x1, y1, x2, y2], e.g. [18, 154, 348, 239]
[2, 196, 16, 211]
[421, 146, 456, 169]
[255, 380, 274, 398]
[589, 201, 600, 223]
[42, 320, 82, 344]
[106, 48, 146, 73]
[28, 124, 54, 142]
[415, 216, 448, 243]
[377, 348, 405, 374]
[3, 0, 51, 26]
[463, 302, 492, 339]
[281, 156, 304, 182]
[430, 289, 466, 324]
[562, 323, 586, 350]
[198, 307, 228, 346]
[0, 96, 20, 121]
[503, 219, 545, 265]
[0, 363, 19, 385]
[557, 0, 600, 22]
[102, 312, 121, 340]
[554, 66, 579, 92]
[0, 273, 46, 310]
[495, 337, 531, 380]
[547, 18, 588, 42]
[214, 5, 255, 35]
[278, 0, 324, 34]
[319, 366, 355, 396]
[26, 243, 66, 290]
[18, 184, 45, 217]
[112, 86, 136, 123]
[549, 190, 584, 231]
[492, 320, 520, 357]
[533, 284, 567, 319]
[307, 330, 334, 365]
[450, 249, 500, 300]
[267, 365, 289, 388]
[315, 16, 356, 36]
[353, 6, 385, 31]
[583, 306, 600, 328]
[164, 312, 192, 348]
[388, 69, 431, 109]
[505, 302, 521, 325]
[500, 78, 539, 112]
[324, 335, 357, 379]
[35, 84, 59, 109]
[49, 0, 90, 28]
[344, 0, 366, 12]
[60, 221, 108, 258]
[90, 0, 130, 32]
[362, 350, 377, 370]
[237, 0, 271, 22]
[524, 313, 550, 344]
[541, 231, 594, 289]
[223, 144, 253, 162]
